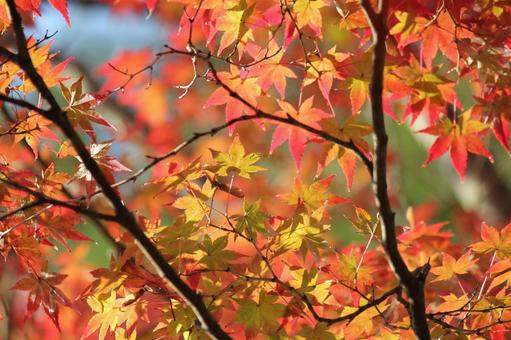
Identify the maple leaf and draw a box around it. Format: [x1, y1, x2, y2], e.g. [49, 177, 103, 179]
[304, 54, 339, 111]
[83, 291, 136, 340]
[205, 66, 261, 133]
[250, 42, 297, 99]
[14, 39, 71, 93]
[341, 296, 388, 338]
[471, 222, 511, 258]
[349, 77, 369, 114]
[280, 175, 350, 214]
[316, 117, 372, 189]
[390, 58, 459, 124]
[48, 0, 70, 25]
[37, 208, 91, 250]
[12, 266, 74, 331]
[173, 179, 215, 222]
[39, 163, 70, 195]
[61, 77, 114, 141]
[346, 206, 381, 236]
[235, 291, 286, 333]
[210, 135, 265, 178]
[389, 10, 428, 48]
[73, 142, 131, 197]
[292, 0, 328, 36]
[147, 157, 203, 194]
[430, 252, 476, 282]
[488, 259, 511, 291]
[173, 196, 208, 222]
[338, 252, 372, 283]
[12, 111, 58, 158]
[298, 323, 336, 340]
[421, 110, 493, 181]
[278, 213, 330, 255]
[435, 293, 470, 313]
[290, 268, 332, 304]
[270, 97, 330, 167]
[214, 2, 254, 54]
[198, 235, 238, 268]
[233, 199, 267, 237]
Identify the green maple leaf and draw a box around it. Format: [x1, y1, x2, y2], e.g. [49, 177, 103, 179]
[233, 200, 268, 236]
[198, 235, 238, 268]
[235, 291, 286, 331]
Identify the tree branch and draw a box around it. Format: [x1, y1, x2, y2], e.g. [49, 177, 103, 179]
[0, 93, 47, 115]
[0, 177, 118, 221]
[4, 0, 231, 338]
[359, 0, 431, 338]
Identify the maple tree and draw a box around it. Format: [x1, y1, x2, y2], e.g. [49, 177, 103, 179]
[0, 0, 510, 339]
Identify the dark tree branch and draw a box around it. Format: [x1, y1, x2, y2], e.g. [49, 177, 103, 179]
[0, 106, 125, 253]
[0, 177, 118, 222]
[359, 0, 431, 338]
[0, 93, 47, 114]
[0, 46, 18, 61]
[4, 0, 231, 338]
[0, 199, 43, 222]
[428, 315, 511, 335]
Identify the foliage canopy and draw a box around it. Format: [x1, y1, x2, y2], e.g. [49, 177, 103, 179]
[0, 0, 510, 339]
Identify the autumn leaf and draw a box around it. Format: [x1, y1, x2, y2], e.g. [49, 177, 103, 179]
[72, 142, 131, 197]
[488, 259, 511, 291]
[349, 77, 369, 114]
[471, 223, 511, 258]
[61, 77, 114, 141]
[298, 323, 336, 340]
[316, 117, 372, 189]
[430, 252, 476, 282]
[12, 111, 58, 158]
[198, 235, 238, 268]
[280, 175, 350, 214]
[205, 66, 261, 133]
[292, 0, 328, 35]
[210, 135, 265, 178]
[233, 199, 267, 236]
[235, 291, 286, 332]
[83, 291, 136, 340]
[290, 268, 332, 303]
[304, 54, 339, 110]
[270, 97, 330, 168]
[173, 195, 208, 222]
[37, 208, 91, 250]
[147, 157, 203, 194]
[48, 0, 69, 25]
[346, 206, 381, 236]
[214, 2, 254, 54]
[173, 179, 215, 223]
[435, 293, 470, 313]
[421, 110, 493, 181]
[250, 42, 296, 99]
[279, 213, 328, 253]
[12, 266, 74, 331]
